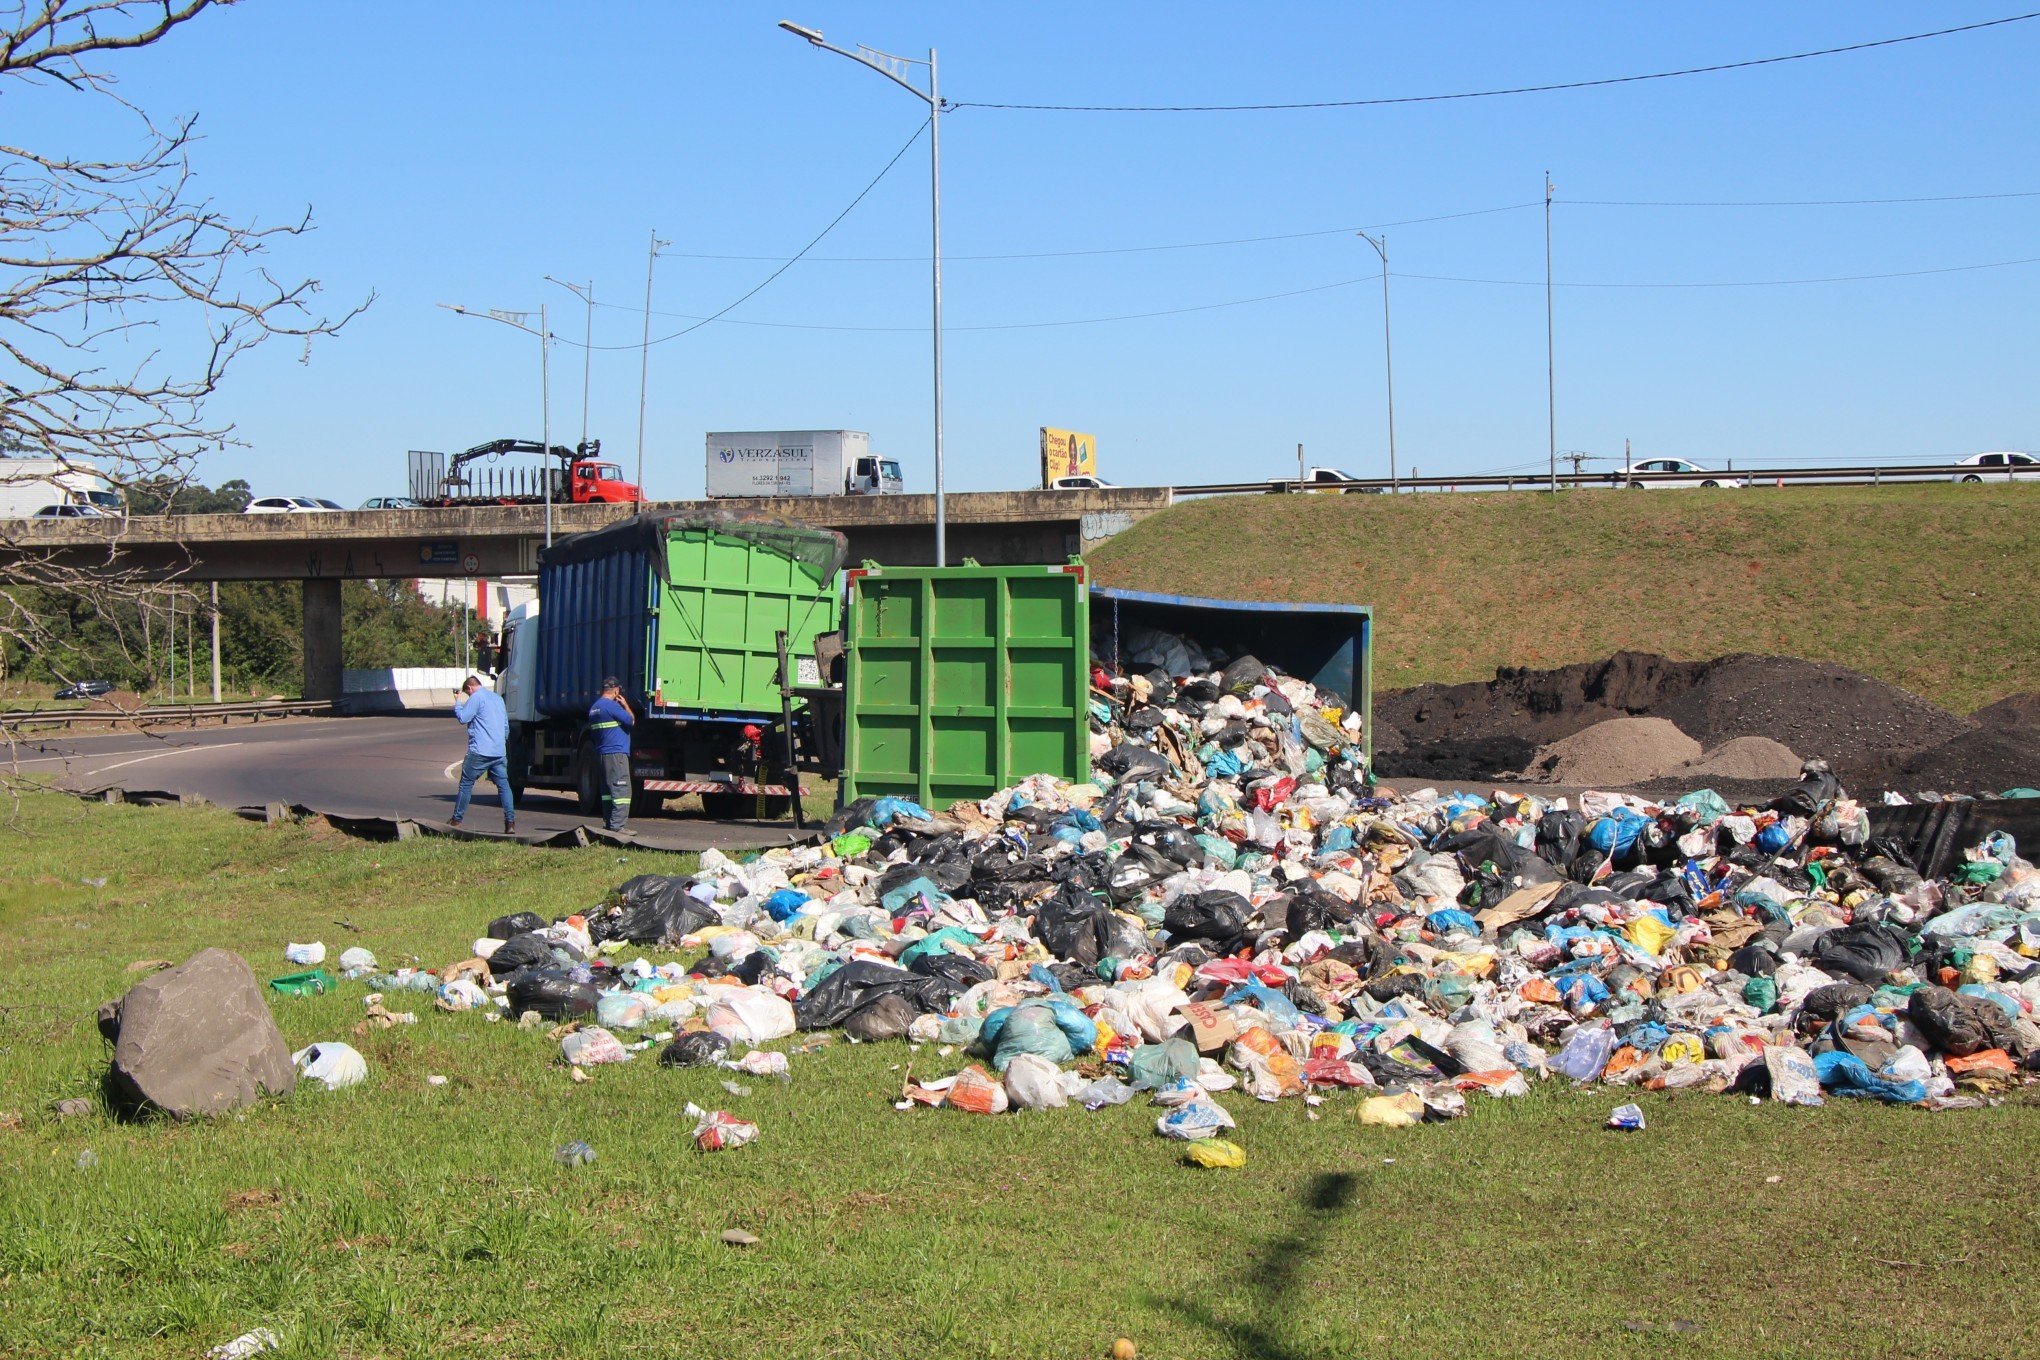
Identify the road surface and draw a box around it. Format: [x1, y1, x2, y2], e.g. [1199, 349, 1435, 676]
[7, 714, 812, 854]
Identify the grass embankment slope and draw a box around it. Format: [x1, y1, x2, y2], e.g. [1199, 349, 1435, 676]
[1090, 483, 2038, 713]
[5, 794, 2039, 1359]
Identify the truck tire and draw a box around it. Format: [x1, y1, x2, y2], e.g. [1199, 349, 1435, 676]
[573, 741, 602, 816]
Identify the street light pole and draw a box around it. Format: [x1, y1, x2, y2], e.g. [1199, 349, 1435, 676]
[1545, 171, 1557, 494]
[636, 230, 667, 498]
[438, 301, 556, 546]
[1356, 230, 1397, 493]
[544, 275, 595, 450]
[779, 20, 947, 565]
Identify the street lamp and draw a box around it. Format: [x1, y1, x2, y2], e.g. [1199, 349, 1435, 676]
[439, 301, 555, 546]
[779, 19, 947, 565]
[543, 276, 594, 451]
[1355, 231, 1397, 494]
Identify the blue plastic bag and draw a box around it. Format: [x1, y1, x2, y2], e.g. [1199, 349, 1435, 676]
[1813, 1050, 1926, 1104]
[1549, 1024, 1617, 1082]
[1220, 978, 1300, 1025]
[1755, 822, 1792, 853]
[1586, 808, 1649, 855]
[762, 888, 811, 923]
[1425, 908, 1480, 937]
[869, 796, 931, 828]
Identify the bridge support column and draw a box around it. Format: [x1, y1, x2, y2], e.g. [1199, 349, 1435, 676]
[302, 578, 343, 703]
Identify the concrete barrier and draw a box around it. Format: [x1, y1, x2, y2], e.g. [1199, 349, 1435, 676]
[339, 667, 492, 714]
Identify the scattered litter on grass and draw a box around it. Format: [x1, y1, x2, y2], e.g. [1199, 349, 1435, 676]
[721, 1228, 760, 1247]
[74, 1149, 98, 1170]
[283, 942, 325, 966]
[291, 1042, 366, 1091]
[205, 1328, 280, 1359]
[1607, 1103, 1646, 1131]
[553, 1141, 597, 1167]
[107, 648, 2040, 1152]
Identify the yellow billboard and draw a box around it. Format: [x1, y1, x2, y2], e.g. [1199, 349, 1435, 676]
[1040, 427, 1097, 484]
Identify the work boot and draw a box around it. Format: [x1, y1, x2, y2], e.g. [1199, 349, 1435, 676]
[504, 818, 517, 835]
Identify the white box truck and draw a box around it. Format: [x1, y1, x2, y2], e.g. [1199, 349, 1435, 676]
[0, 455, 124, 518]
[704, 430, 903, 498]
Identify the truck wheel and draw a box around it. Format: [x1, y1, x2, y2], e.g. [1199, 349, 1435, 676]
[573, 742, 602, 815]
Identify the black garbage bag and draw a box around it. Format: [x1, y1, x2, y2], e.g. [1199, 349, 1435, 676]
[1907, 984, 2020, 1057]
[1097, 743, 1174, 782]
[591, 875, 717, 947]
[908, 951, 993, 987]
[506, 968, 599, 1020]
[1035, 882, 1110, 968]
[1105, 843, 1176, 905]
[1283, 980, 1326, 1017]
[1730, 942, 1778, 977]
[1770, 760, 1845, 817]
[1434, 824, 1523, 872]
[1537, 810, 1585, 871]
[659, 1030, 730, 1067]
[1796, 981, 1874, 1028]
[794, 960, 927, 1031]
[488, 911, 547, 940]
[487, 932, 559, 977]
[726, 951, 782, 987]
[1457, 862, 1511, 912]
[1810, 923, 1910, 984]
[1363, 972, 1424, 1003]
[825, 797, 880, 838]
[1219, 655, 1269, 694]
[1123, 707, 1165, 733]
[1163, 890, 1254, 954]
[1858, 855, 1927, 896]
[843, 993, 920, 1042]
[1100, 911, 1151, 961]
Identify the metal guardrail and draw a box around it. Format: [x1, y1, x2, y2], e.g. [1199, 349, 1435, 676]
[0, 698, 335, 728]
[1170, 462, 2033, 496]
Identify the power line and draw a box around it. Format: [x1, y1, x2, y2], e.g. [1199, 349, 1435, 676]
[571, 118, 928, 352]
[550, 252, 2040, 344]
[1572, 189, 2040, 206]
[953, 11, 2040, 112]
[631, 188, 2036, 268]
[650, 202, 1544, 263]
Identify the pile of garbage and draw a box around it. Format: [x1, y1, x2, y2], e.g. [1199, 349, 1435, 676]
[392, 652, 2040, 1145]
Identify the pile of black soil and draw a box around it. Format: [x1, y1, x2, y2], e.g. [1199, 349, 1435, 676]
[1374, 651, 2033, 795]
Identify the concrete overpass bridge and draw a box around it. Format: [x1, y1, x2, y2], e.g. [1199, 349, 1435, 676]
[0, 487, 1171, 700]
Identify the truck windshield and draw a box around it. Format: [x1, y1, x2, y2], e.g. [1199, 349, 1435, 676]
[584, 464, 623, 480]
[880, 461, 901, 480]
[83, 490, 124, 509]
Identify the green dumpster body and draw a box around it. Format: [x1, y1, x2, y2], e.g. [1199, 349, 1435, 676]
[842, 563, 1090, 808]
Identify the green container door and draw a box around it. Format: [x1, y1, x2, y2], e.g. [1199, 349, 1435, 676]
[843, 563, 1090, 808]
[653, 524, 840, 713]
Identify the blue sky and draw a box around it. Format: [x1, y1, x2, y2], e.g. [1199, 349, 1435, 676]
[20, 2, 2040, 499]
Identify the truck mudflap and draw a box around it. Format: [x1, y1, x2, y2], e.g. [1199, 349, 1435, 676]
[640, 778, 802, 797]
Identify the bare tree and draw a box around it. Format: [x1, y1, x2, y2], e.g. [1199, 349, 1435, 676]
[0, 0, 368, 724]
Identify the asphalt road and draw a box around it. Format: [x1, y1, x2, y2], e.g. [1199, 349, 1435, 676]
[8, 714, 812, 854]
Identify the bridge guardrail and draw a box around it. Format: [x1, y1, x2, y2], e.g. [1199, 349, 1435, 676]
[0, 699, 335, 729]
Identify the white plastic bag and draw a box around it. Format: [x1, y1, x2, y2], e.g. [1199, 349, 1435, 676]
[1003, 1053, 1069, 1110]
[291, 1041, 367, 1090]
[705, 989, 796, 1044]
[560, 1027, 632, 1066]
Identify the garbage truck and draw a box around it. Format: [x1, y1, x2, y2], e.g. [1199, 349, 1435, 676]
[498, 511, 1372, 821]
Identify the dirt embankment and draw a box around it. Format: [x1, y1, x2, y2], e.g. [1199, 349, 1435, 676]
[1375, 653, 2039, 796]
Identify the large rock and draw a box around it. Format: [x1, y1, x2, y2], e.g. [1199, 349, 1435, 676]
[102, 948, 295, 1118]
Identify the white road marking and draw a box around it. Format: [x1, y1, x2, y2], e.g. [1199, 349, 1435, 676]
[88, 744, 243, 774]
[7, 748, 164, 766]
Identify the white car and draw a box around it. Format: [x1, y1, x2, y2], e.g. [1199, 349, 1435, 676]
[244, 496, 338, 514]
[1951, 451, 2038, 483]
[1047, 475, 1116, 491]
[31, 502, 115, 518]
[1620, 458, 1745, 489]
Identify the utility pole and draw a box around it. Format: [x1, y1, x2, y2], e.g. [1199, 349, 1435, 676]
[636, 230, 667, 498]
[1356, 231, 1396, 492]
[1545, 171, 1557, 493]
[1297, 442, 1305, 488]
[210, 581, 221, 702]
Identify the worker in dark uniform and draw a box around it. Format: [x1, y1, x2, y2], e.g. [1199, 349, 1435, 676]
[587, 676, 635, 832]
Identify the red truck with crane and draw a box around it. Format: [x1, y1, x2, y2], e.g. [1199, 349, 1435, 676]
[408, 438, 645, 507]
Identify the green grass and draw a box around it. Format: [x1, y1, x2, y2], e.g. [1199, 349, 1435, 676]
[3, 792, 2038, 1358]
[1090, 482, 2040, 714]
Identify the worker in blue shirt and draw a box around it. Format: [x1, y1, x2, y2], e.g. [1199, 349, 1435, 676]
[450, 675, 514, 833]
[588, 675, 636, 832]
